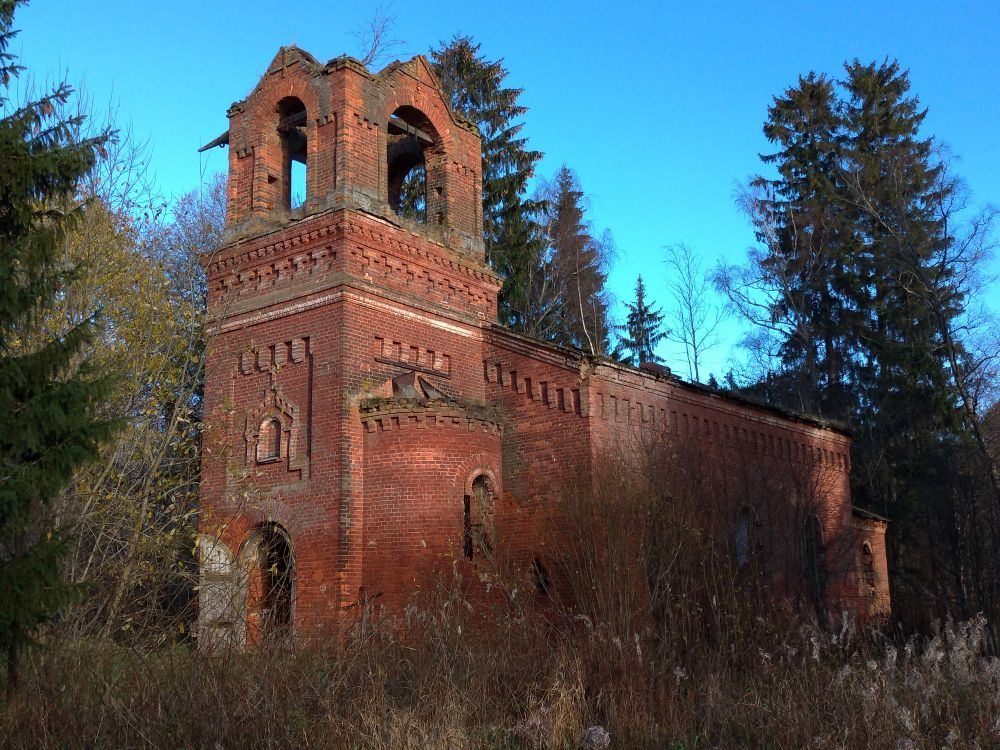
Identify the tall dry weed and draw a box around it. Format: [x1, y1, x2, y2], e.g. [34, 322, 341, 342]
[4, 463, 1000, 748]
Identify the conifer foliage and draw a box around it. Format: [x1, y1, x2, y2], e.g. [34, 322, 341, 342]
[535, 166, 614, 355]
[718, 58, 999, 628]
[617, 275, 667, 366]
[424, 39, 618, 351]
[751, 72, 849, 417]
[721, 61, 966, 432]
[0, 0, 115, 697]
[427, 36, 543, 328]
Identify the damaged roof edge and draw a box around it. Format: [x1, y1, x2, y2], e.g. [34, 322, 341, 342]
[853, 506, 889, 523]
[216, 49, 480, 146]
[487, 325, 853, 437]
[198, 130, 230, 152]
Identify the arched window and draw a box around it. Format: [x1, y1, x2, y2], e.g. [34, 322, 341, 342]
[804, 513, 828, 615]
[464, 474, 494, 561]
[860, 543, 876, 590]
[276, 97, 307, 210]
[387, 106, 442, 224]
[257, 417, 281, 462]
[735, 506, 757, 568]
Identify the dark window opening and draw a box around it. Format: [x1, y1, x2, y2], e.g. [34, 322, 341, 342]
[532, 557, 550, 596]
[277, 97, 307, 210]
[257, 417, 281, 462]
[804, 513, 828, 615]
[258, 524, 294, 636]
[735, 506, 755, 568]
[463, 494, 473, 560]
[463, 475, 494, 561]
[861, 543, 876, 590]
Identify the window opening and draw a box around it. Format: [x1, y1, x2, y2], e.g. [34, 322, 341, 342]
[532, 558, 550, 596]
[290, 159, 306, 209]
[804, 513, 828, 615]
[277, 97, 307, 210]
[463, 494, 473, 560]
[387, 107, 436, 223]
[463, 475, 493, 561]
[735, 506, 755, 568]
[861, 543, 876, 590]
[257, 417, 281, 462]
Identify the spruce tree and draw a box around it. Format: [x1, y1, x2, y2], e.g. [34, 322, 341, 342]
[752, 72, 852, 417]
[542, 166, 613, 355]
[427, 36, 543, 329]
[0, 0, 114, 697]
[837, 62, 968, 617]
[839, 58, 959, 441]
[721, 58, 987, 626]
[728, 62, 963, 433]
[617, 275, 667, 366]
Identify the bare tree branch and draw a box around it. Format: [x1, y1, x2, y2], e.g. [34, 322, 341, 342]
[663, 243, 725, 382]
[352, 6, 404, 69]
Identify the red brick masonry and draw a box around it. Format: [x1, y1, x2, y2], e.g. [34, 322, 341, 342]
[196, 48, 890, 648]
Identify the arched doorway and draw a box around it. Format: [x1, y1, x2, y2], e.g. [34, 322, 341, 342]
[241, 523, 294, 642]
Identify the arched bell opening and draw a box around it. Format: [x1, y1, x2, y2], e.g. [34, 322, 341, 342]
[276, 96, 308, 210]
[387, 105, 444, 225]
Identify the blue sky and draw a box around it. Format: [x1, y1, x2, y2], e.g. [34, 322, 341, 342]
[13, 0, 1000, 380]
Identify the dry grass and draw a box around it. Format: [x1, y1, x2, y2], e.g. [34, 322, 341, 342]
[5, 465, 1000, 748]
[3, 593, 1000, 749]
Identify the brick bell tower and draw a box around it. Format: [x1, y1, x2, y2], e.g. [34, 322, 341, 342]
[197, 47, 503, 647]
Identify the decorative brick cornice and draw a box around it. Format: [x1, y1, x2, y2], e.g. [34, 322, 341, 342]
[484, 326, 585, 372]
[205, 220, 334, 277]
[206, 209, 496, 288]
[346, 215, 497, 286]
[359, 397, 501, 435]
[484, 357, 585, 417]
[204, 210, 499, 323]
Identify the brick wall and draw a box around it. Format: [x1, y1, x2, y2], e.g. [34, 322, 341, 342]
[476, 331, 886, 621]
[360, 401, 502, 608]
[584, 359, 869, 617]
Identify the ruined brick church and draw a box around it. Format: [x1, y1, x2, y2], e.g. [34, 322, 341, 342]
[196, 47, 891, 646]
